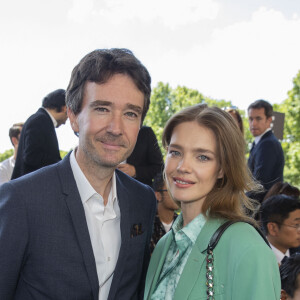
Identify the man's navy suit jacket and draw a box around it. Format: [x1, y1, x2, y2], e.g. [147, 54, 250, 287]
[248, 130, 284, 202]
[0, 153, 156, 299]
[11, 108, 61, 179]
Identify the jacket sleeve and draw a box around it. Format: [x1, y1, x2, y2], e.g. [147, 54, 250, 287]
[0, 183, 29, 299]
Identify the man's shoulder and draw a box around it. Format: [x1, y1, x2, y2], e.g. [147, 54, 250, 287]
[10, 156, 69, 188]
[116, 169, 153, 192]
[24, 108, 52, 128]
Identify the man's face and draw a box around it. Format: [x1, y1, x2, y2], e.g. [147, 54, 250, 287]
[69, 74, 144, 170]
[273, 209, 300, 252]
[248, 107, 272, 137]
[56, 106, 68, 127]
[158, 183, 179, 212]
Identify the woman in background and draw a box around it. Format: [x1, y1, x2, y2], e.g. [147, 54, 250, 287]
[225, 106, 244, 134]
[144, 104, 280, 300]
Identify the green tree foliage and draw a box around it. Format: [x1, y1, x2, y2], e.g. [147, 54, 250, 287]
[0, 149, 13, 162]
[273, 71, 300, 187]
[144, 82, 232, 155]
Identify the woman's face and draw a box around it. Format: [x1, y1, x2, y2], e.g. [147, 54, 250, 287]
[165, 121, 223, 212]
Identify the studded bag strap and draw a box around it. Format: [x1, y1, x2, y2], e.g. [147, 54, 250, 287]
[205, 220, 269, 300]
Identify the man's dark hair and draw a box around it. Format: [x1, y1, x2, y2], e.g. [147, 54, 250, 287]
[42, 89, 66, 112]
[280, 253, 300, 298]
[247, 99, 273, 118]
[66, 48, 151, 123]
[260, 194, 300, 234]
[153, 173, 165, 192]
[9, 123, 24, 146]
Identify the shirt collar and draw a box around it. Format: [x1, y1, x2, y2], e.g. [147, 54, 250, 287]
[254, 128, 271, 145]
[69, 149, 117, 205]
[268, 241, 290, 264]
[172, 213, 206, 245]
[42, 107, 57, 128]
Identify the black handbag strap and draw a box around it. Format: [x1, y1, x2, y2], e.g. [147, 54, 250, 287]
[207, 220, 270, 254]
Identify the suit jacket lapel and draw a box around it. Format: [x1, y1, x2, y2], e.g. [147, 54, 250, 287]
[144, 233, 173, 300]
[107, 172, 131, 299]
[57, 153, 99, 300]
[174, 218, 224, 300]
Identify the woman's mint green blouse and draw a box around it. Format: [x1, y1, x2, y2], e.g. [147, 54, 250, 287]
[151, 213, 206, 300]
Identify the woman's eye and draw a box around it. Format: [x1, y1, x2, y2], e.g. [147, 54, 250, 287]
[198, 155, 209, 161]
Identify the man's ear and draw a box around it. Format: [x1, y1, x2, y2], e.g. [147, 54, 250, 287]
[67, 108, 79, 133]
[155, 191, 162, 203]
[11, 136, 19, 147]
[280, 289, 288, 300]
[267, 222, 279, 236]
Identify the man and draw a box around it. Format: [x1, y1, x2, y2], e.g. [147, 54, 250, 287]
[150, 172, 179, 254]
[0, 48, 156, 299]
[280, 253, 300, 300]
[11, 89, 67, 179]
[247, 99, 284, 202]
[0, 122, 23, 185]
[260, 194, 300, 265]
[117, 125, 164, 187]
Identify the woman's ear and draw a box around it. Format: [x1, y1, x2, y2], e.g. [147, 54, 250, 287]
[217, 168, 224, 179]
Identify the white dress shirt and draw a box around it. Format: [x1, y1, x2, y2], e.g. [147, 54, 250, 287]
[269, 241, 290, 264]
[70, 151, 121, 300]
[0, 156, 15, 185]
[254, 128, 271, 145]
[42, 107, 57, 128]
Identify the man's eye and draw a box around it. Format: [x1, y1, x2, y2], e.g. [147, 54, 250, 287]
[125, 111, 138, 118]
[95, 107, 109, 112]
[169, 150, 180, 157]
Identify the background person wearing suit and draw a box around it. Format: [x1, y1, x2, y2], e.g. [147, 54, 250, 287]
[247, 99, 284, 202]
[117, 125, 164, 187]
[144, 105, 280, 300]
[260, 194, 300, 265]
[11, 89, 68, 179]
[0, 48, 156, 300]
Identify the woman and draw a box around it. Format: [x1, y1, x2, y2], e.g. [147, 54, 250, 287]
[225, 106, 244, 134]
[144, 104, 280, 300]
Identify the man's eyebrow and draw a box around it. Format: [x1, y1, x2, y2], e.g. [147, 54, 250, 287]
[126, 103, 143, 115]
[89, 100, 112, 107]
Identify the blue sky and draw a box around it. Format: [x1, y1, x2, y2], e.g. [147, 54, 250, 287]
[1, 0, 300, 152]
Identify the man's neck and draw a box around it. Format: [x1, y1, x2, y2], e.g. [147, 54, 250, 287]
[157, 205, 175, 224]
[75, 149, 115, 205]
[268, 236, 288, 255]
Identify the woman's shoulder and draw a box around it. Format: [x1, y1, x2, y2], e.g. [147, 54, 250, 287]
[217, 221, 270, 254]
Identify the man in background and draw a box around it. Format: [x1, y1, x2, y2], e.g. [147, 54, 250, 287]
[260, 194, 300, 265]
[150, 172, 179, 254]
[11, 89, 67, 179]
[117, 125, 164, 187]
[247, 99, 284, 202]
[0, 122, 23, 185]
[280, 253, 300, 300]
